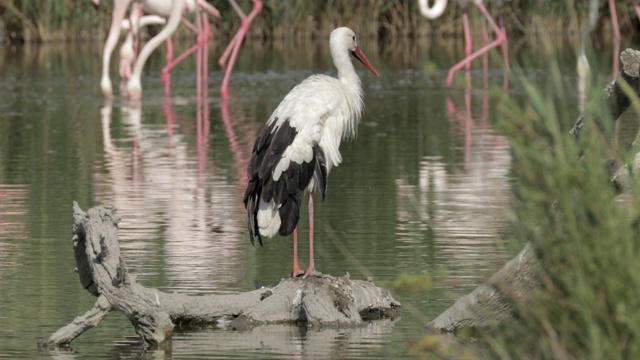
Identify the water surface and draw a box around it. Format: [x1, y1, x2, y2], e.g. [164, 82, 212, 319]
[0, 34, 633, 358]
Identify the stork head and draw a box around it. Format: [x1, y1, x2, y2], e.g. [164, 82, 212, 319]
[330, 27, 379, 77]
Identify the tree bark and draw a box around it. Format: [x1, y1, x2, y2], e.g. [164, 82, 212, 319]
[39, 203, 400, 347]
[427, 49, 640, 334]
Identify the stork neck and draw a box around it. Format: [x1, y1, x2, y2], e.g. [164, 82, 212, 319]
[332, 49, 361, 93]
[330, 47, 364, 142]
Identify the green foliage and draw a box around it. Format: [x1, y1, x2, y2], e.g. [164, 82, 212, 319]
[0, 0, 104, 42]
[483, 56, 640, 358]
[392, 272, 433, 293]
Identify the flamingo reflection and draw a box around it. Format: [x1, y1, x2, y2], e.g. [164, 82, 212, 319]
[0, 184, 29, 278]
[96, 94, 246, 293]
[444, 47, 503, 172]
[396, 63, 512, 278]
[396, 142, 511, 279]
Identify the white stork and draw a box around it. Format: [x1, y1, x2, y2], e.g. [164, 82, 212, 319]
[243, 27, 379, 278]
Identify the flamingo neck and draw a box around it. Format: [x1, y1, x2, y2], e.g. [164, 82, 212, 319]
[418, 0, 448, 20]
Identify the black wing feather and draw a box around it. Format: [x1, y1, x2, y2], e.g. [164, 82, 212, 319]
[313, 145, 328, 201]
[243, 119, 330, 243]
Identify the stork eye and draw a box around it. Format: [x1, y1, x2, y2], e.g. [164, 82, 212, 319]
[352, 35, 355, 42]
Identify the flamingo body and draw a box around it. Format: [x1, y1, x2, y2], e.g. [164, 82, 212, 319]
[243, 27, 379, 277]
[94, 0, 220, 99]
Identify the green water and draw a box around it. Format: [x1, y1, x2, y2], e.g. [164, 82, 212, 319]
[0, 34, 631, 358]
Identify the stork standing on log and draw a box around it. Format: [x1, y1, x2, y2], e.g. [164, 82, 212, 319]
[243, 27, 379, 278]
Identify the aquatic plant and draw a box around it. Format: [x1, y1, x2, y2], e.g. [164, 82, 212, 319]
[484, 48, 640, 358]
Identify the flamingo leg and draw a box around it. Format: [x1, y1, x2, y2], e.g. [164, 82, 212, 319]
[446, 1, 508, 87]
[303, 192, 318, 278]
[218, 0, 248, 66]
[496, 2, 510, 90]
[480, 9, 489, 72]
[292, 228, 304, 277]
[608, 0, 620, 77]
[462, 3, 472, 72]
[161, 11, 211, 96]
[219, 0, 263, 99]
[130, 3, 142, 63]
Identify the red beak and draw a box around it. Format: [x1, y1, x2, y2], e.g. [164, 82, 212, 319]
[351, 47, 380, 77]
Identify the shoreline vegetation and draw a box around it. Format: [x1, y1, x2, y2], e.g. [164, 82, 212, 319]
[0, 0, 637, 44]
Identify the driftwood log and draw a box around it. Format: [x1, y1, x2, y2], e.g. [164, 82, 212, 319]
[38, 203, 400, 347]
[425, 242, 538, 332]
[426, 49, 640, 333]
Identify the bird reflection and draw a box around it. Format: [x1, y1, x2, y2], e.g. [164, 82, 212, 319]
[395, 61, 512, 279]
[95, 90, 246, 293]
[445, 51, 496, 172]
[0, 184, 29, 279]
[220, 96, 249, 183]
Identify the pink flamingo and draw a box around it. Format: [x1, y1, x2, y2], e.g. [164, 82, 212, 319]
[418, 0, 510, 87]
[93, 0, 220, 99]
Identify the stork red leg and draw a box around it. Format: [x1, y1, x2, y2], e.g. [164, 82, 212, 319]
[303, 192, 317, 278]
[292, 228, 304, 277]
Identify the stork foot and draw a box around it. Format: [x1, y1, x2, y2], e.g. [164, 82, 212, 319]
[291, 268, 305, 278]
[302, 268, 322, 279]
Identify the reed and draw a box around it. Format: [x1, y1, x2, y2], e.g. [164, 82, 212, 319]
[0, 0, 635, 44]
[477, 53, 640, 358]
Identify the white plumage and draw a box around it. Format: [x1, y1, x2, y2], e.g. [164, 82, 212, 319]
[243, 27, 379, 277]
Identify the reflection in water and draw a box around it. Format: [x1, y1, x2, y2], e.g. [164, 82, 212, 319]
[94, 98, 246, 294]
[102, 320, 396, 359]
[0, 185, 28, 279]
[417, 130, 511, 261]
[4, 37, 595, 358]
[396, 71, 512, 288]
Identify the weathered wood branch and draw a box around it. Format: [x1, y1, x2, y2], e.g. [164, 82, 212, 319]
[39, 295, 112, 346]
[425, 242, 538, 332]
[427, 49, 640, 334]
[39, 203, 400, 347]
